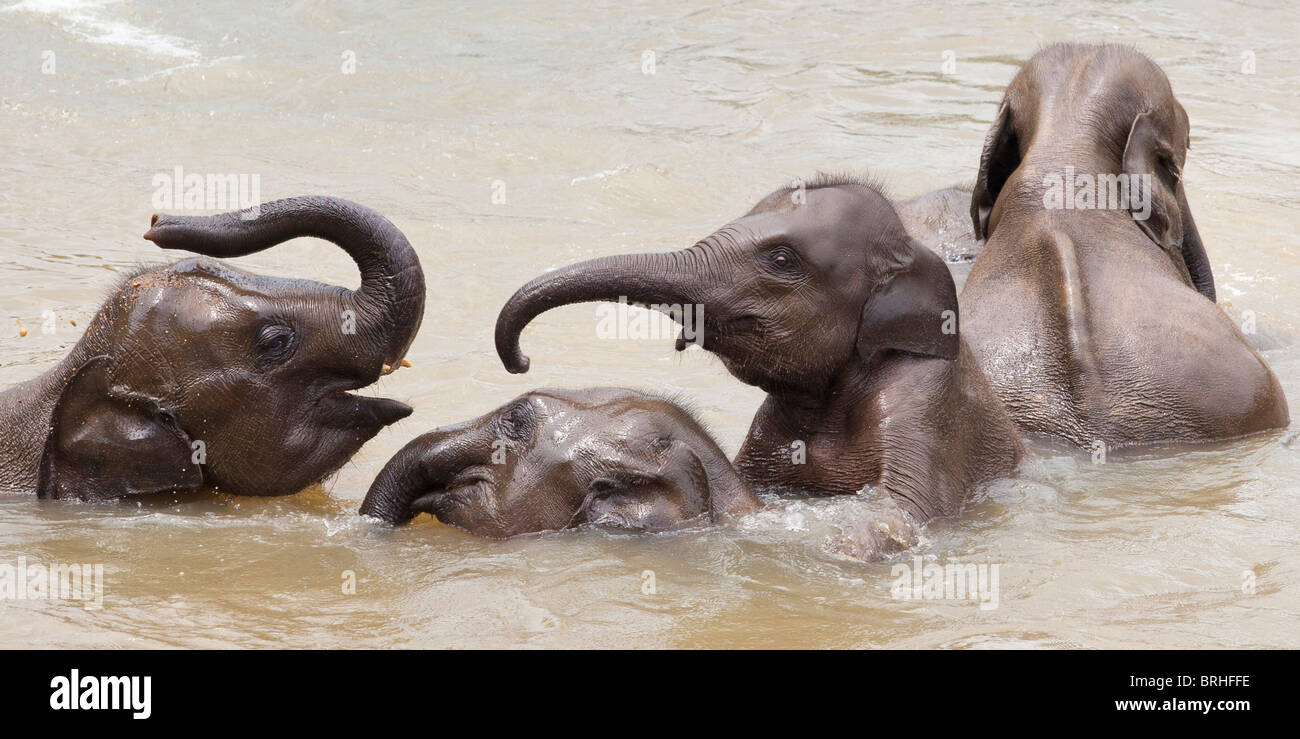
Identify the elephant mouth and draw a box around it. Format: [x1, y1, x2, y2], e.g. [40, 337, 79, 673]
[320, 385, 413, 430]
[674, 314, 762, 352]
[407, 488, 470, 519]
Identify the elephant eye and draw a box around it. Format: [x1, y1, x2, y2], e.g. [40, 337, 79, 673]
[762, 244, 802, 274]
[496, 399, 535, 440]
[255, 323, 296, 364]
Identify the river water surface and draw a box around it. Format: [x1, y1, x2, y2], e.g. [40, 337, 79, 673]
[1, 0, 1298, 648]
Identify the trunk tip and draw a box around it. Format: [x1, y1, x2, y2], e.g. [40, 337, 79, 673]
[504, 354, 530, 374]
[142, 215, 183, 249]
[358, 507, 404, 526]
[359, 480, 417, 526]
[142, 215, 160, 243]
[495, 324, 531, 373]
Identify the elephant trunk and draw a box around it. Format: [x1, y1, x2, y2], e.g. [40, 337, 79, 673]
[144, 196, 426, 368]
[495, 249, 704, 373]
[358, 427, 485, 525]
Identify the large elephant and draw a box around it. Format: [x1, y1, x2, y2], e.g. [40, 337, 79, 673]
[963, 43, 1288, 448]
[494, 175, 1022, 529]
[0, 196, 425, 499]
[359, 388, 760, 535]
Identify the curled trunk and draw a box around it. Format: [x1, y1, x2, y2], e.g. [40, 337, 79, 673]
[494, 250, 701, 373]
[145, 196, 425, 368]
[359, 428, 487, 524]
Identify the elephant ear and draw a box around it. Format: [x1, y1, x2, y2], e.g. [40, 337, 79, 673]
[970, 98, 1021, 240]
[857, 243, 960, 365]
[1122, 110, 1216, 302]
[37, 355, 204, 500]
[1122, 110, 1184, 254]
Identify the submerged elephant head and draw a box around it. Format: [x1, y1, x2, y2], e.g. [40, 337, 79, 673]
[969, 42, 1215, 301]
[494, 175, 958, 396]
[360, 388, 759, 536]
[37, 196, 425, 499]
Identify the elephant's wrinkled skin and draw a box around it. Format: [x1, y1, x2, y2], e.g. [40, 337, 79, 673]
[360, 388, 759, 536]
[963, 43, 1288, 448]
[0, 196, 425, 499]
[494, 176, 1022, 529]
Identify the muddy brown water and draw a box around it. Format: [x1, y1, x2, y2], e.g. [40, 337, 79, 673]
[1, 0, 1297, 647]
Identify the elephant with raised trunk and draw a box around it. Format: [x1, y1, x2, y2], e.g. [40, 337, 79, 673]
[360, 388, 760, 536]
[0, 196, 425, 499]
[963, 43, 1288, 448]
[494, 175, 1022, 540]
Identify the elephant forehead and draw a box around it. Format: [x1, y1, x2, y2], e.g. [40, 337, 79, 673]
[528, 388, 665, 424]
[548, 434, 637, 474]
[524, 393, 676, 445]
[117, 275, 255, 340]
[536, 404, 592, 446]
[530, 386, 643, 406]
[760, 189, 888, 262]
[492, 393, 583, 449]
[522, 406, 642, 458]
[816, 188, 905, 249]
[169, 256, 251, 282]
[169, 256, 343, 302]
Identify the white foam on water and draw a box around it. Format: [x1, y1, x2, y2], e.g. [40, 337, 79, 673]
[569, 164, 631, 185]
[4, 0, 200, 59]
[106, 54, 243, 87]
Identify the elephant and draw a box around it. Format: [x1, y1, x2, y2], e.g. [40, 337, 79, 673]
[0, 196, 425, 500]
[896, 184, 983, 293]
[962, 43, 1288, 448]
[493, 174, 1023, 535]
[896, 184, 982, 266]
[359, 388, 760, 536]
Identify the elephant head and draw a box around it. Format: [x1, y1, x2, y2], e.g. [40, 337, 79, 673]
[359, 388, 759, 536]
[495, 175, 958, 397]
[969, 43, 1215, 301]
[36, 196, 425, 499]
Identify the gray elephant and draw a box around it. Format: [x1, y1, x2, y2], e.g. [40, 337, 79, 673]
[0, 196, 424, 499]
[962, 43, 1288, 448]
[897, 184, 982, 266]
[359, 388, 760, 535]
[494, 175, 1023, 534]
